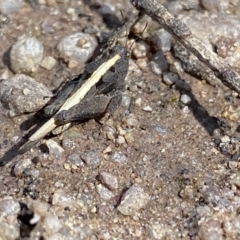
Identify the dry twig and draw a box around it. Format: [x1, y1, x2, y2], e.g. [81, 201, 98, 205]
[131, 0, 240, 93]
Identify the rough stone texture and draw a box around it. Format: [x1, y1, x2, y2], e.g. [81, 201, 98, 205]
[81, 149, 101, 168]
[118, 184, 149, 216]
[10, 36, 44, 74]
[99, 172, 118, 190]
[57, 32, 97, 64]
[0, 0, 23, 14]
[0, 74, 52, 117]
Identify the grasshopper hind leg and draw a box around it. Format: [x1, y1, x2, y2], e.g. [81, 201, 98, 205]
[55, 94, 111, 124]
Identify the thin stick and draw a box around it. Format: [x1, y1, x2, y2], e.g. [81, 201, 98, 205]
[130, 0, 240, 93]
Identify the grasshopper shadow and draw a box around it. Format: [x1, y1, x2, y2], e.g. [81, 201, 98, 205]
[0, 112, 48, 167]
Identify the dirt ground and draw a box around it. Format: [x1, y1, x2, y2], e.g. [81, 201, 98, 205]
[0, 0, 240, 239]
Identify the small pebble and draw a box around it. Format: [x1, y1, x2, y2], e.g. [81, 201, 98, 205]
[123, 114, 138, 128]
[57, 32, 97, 64]
[132, 41, 150, 59]
[63, 162, 71, 171]
[0, 0, 23, 14]
[103, 146, 112, 154]
[147, 223, 172, 239]
[163, 72, 179, 85]
[68, 59, 79, 69]
[52, 189, 74, 208]
[41, 21, 55, 34]
[98, 4, 115, 14]
[198, 219, 223, 240]
[116, 135, 126, 145]
[45, 139, 65, 158]
[13, 158, 32, 177]
[136, 58, 148, 70]
[40, 56, 57, 70]
[68, 154, 84, 168]
[180, 94, 191, 104]
[221, 135, 230, 143]
[99, 172, 118, 191]
[118, 184, 149, 215]
[135, 98, 142, 107]
[96, 184, 114, 201]
[150, 124, 169, 134]
[109, 152, 127, 164]
[151, 29, 172, 52]
[150, 51, 168, 75]
[0, 68, 10, 80]
[124, 132, 134, 143]
[10, 36, 44, 74]
[0, 74, 52, 117]
[81, 149, 101, 168]
[143, 106, 153, 112]
[0, 198, 20, 217]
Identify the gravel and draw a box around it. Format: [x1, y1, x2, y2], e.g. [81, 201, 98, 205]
[96, 184, 114, 200]
[180, 94, 191, 104]
[57, 32, 98, 65]
[151, 29, 172, 52]
[163, 72, 179, 85]
[13, 158, 32, 177]
[81, 149, 101, 168]
[132, 40, 150, 59]
[117, 184, 149, 216]
[150, 51, 168, 75]
[109, 151, 128, 164]
[40, 56, 57, 70]
[45, 139, 65, 158]
[99, 172, 118, 191]
[1, 0, 240, 239]
[10, 36, 44, 75]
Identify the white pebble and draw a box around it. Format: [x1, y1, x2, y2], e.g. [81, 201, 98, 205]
[135, 98, 142, 107]
[57, 32, 97, 64]
[40, 56, 57, 70]
[116, 135, 126, 144]
[180, 94, 191, 104]
[221, 135, 230, 143]
[45, 139, 64, 158]
[132, 41, 150, 59]
[143, 106, 153, 112]
[13, 158, 32, 177]
[0, 0, 23, 14]
[163, 72, 178, 85]
[10, 36, 44, 74]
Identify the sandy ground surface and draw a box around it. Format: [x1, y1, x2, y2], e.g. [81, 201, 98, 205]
[0, 0, 240, 239]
